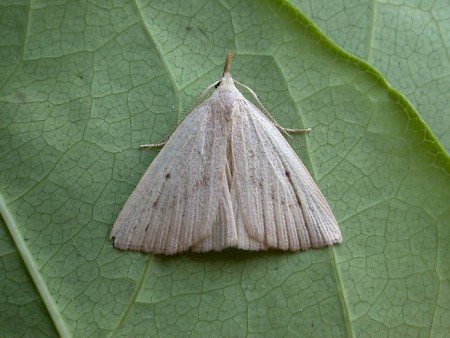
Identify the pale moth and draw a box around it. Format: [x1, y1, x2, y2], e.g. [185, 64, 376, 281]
[110, 52, 342, 254]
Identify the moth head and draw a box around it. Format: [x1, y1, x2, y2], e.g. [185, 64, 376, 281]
[218, 73, 235, 88]
[216, 50, 236, 89]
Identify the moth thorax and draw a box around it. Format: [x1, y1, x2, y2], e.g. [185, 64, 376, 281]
[216, 91, 238, 122]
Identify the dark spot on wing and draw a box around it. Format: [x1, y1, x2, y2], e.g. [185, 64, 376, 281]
[165, 173, 171, 180]
[202, 174, 209, 185]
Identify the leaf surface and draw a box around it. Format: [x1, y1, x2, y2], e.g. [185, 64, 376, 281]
[295, 0, 450, 152]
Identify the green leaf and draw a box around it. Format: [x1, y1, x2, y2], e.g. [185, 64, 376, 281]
[294, 0, 450, 153]
[1, 0, 449, 337]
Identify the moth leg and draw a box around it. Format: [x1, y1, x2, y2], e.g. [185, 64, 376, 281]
[139, 142, 166, 149]
[139, 80, 222, 152]
[280, 126, 311, 134]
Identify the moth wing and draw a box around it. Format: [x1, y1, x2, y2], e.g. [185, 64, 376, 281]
[192, 166, 266, 252]
[110, 101, 229, 254]
[232, 100, 342, 250]
[191, 170, 238, 252]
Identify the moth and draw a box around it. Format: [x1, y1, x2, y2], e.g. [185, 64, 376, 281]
[110, 52, 342, 254]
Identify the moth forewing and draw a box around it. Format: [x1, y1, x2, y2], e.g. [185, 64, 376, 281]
[235, 100, 341, 248]
[110, 51, 342, 254]
[110, 102, 230, 254]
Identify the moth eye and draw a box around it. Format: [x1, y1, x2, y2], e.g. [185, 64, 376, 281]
[215, 81, 222, 88]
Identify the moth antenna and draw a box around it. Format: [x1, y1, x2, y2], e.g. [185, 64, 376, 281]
[223, 50, 235, 75]
[234, 80, 310, 137]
